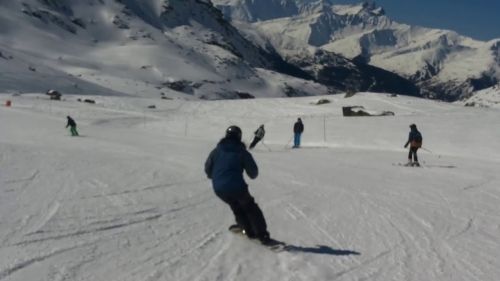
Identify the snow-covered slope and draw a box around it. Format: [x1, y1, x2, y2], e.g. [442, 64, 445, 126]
[214, 0, 500, 100]
[1, 92, 500, 280]
[0, 0, 323, 99]
[460, 84, 500, 108]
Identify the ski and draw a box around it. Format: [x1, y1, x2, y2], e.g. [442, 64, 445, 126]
[392, 162, 422, 167]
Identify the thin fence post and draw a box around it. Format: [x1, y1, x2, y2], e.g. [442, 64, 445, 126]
[323, 115, 326, 143]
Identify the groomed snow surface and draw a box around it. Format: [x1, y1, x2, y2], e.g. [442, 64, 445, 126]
[1, 93, 499, 281]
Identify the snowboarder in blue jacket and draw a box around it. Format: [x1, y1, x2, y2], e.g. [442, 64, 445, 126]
[205, 125, 270, 243]
[404, 124, 423, 166]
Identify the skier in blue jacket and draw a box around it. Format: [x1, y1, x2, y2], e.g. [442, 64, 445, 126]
[293, 118, 304, 148]
[404, 124, 423, 166]
[205, 125, 270, 243]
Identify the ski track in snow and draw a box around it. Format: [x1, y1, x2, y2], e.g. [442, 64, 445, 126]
[0, 244, 82, 280]
[1, 94, 500, 280]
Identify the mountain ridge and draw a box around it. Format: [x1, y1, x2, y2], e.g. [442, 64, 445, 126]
[213, 0, 500, 100]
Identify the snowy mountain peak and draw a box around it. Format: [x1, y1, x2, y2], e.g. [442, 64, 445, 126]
[213, 0, 500, 100]
[215, 0, 386, 22]
[361, 1, 385, 16]
[332, 1, 385, 17]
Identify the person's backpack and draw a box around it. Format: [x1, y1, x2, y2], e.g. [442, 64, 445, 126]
[411, 132, 423, 148]
[415, 132, 422, 142]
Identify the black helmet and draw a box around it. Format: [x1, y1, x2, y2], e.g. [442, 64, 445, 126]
[410, 124, 417, 129]
[225, 125, 242, 141]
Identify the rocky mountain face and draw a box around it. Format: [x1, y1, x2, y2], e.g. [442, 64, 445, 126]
[213, 0, 500, 101]
[288, 49, 420, 96]
[158, 0, 307, 76]
[217, 0, 422, 96]
[0, 0, 319, 99]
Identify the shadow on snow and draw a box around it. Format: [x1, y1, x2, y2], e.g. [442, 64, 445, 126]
[284, 244, 360, 256]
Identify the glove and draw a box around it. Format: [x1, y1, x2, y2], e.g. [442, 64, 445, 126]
[404, 144, 408, 148]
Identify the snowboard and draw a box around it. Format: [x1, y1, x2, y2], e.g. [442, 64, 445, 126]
[228, 226, 287, 252]
[393, 162, 456, 169]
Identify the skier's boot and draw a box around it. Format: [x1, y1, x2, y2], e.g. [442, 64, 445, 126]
[231, 225, 256, 238]
[412, 161, 420, 167]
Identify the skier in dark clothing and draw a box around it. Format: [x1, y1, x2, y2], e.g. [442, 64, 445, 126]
[293, 118, 304, 148]
[66, 116, 79, 136]
[404, 124, 422, 166]
[249, 124, 265, 149]
[204, 125, 271, 243]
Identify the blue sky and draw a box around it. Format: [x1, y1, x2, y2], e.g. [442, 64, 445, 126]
[332, 0, 500, 41]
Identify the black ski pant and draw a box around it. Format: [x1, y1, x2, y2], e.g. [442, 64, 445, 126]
[249, 137, 262, 149]
[408, 147, 419, 162]
[215, 188, 269, 239]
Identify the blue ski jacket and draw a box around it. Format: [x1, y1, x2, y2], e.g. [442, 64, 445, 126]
[205, 138, 258, 194]
[405, 129, 422, 148]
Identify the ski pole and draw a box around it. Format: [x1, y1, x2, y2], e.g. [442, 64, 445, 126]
[421, 147, 441, 158]
[261, 140, 272, 152]
[421, 147, 433, 154]
[284, 135, 293, 148]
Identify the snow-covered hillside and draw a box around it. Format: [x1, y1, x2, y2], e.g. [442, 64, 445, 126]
[460, 84, 500, 108]
[1, 92, 500, 280]
[214, 0, 500, 100]
[0, 0, 324, 99]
